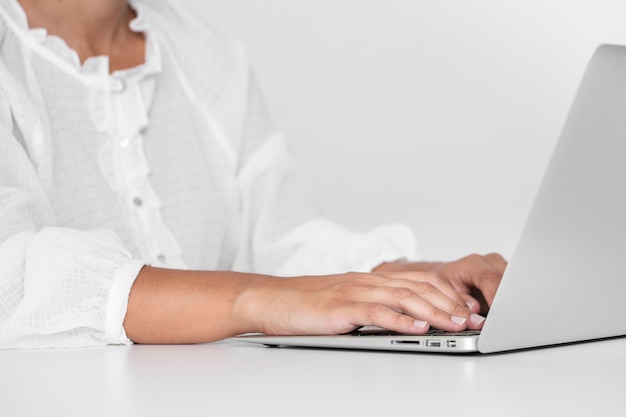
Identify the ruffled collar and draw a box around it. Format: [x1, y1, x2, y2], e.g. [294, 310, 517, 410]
[0, 0, 161, 81]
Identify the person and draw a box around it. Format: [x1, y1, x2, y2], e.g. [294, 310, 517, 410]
[0, 0, 505, 349]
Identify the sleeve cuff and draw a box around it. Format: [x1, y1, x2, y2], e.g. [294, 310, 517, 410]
[105, 259, 146, 345]
[261, 219, 421, 276]
[350, 223, 421, 272]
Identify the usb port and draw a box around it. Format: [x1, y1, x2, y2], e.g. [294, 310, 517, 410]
[426, 339, 441, 348]
[447, 340, 457, 348]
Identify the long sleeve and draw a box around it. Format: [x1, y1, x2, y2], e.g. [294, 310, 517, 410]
[0, 83, 142, 350]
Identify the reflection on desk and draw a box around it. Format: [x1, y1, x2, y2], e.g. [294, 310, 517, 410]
[2, 337, 625, 417]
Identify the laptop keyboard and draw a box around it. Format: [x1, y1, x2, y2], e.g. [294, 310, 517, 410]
[347, 327, 481, 337]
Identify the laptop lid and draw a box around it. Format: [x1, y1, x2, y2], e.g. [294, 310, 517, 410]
[234, 44, 626, 354]
[477, 44, 626, 353]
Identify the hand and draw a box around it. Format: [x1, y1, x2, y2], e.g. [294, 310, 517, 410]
[236, 271, 487, 337]
[375, 253, 507, 315]
[431, 253, 506, 314]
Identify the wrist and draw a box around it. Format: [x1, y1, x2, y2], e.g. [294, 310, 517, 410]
[231, 274, 283, 335]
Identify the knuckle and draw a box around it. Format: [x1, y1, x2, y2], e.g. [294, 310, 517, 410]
[486, 252, 504, 262]
[465, 253, 484, 266]
[429, 307, 449, 321]
[486, 253, 508, 271]
[451, 302, 469, 316]
[414, 281, 438, 295]
[393, 287, 415, 300]
[415, 271, 444, 288]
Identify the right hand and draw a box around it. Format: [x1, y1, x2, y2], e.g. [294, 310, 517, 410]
[236, 270, 486, 336]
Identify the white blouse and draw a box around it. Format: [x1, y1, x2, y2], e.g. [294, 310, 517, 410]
[0, 0, 418, 348]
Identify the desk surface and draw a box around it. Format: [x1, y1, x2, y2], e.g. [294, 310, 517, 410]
[2, 337, 625, 417]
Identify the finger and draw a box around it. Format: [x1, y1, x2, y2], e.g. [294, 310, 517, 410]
[461, 293, 481, 314]
[387, 271, 469, 310]
[461, 254, 505, 309]
[357, 284, 472, 332]
[472, 270, 501, 308]
[351, 302, 432, 334]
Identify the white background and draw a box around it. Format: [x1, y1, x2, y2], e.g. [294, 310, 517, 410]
[200, 1, 626, 261]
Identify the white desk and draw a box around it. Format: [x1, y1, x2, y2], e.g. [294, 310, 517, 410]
[2, 337, 625, 417]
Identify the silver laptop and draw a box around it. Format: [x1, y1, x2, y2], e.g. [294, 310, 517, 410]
[234, 44, 626, 354]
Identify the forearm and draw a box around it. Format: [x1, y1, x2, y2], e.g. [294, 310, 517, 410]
[123, 264, 485, 344]
[123, 266, 273, 344]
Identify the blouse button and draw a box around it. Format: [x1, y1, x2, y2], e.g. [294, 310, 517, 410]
[133, 197, 143, 207]
[119, 137, 131, 148]
[157, 254, 167, 263]
[110, 78, 126, 93]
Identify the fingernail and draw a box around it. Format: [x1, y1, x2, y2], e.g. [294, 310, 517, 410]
[451, 316, 467, 325]
[470, 314, 486, 325]
[413, 320, 429, 329]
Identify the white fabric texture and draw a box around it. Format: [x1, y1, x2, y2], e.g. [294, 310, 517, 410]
[0, 0, 419, 349]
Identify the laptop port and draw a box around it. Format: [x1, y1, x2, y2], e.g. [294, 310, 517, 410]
[426, 339, 441, 348]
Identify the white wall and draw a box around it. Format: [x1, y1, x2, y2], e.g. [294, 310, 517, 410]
[199, 0, 626, 260]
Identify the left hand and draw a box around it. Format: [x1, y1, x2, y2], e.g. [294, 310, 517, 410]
[374, 253, 507, 315]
